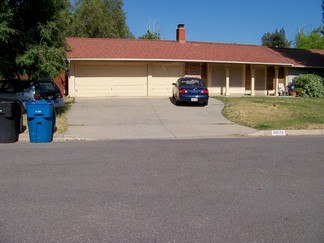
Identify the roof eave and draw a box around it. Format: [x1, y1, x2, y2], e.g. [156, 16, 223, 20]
[291, 64, 324, 68]
[67, 57, 293, 66]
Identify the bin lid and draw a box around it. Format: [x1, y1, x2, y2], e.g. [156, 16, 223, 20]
[26, 100, 54, 118]
[0, 100, 21, 118]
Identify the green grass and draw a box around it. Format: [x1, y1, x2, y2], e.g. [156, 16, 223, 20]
[215, 96, 324, 130]
[55, 97, 74, 133]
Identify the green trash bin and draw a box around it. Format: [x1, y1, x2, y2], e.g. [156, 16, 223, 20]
[0, 100, 22, 143]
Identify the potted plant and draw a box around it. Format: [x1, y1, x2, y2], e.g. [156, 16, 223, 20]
[287, 82, 297, 96]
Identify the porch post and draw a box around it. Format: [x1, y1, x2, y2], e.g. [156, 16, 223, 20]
[225, 67, 230, 96]
[251, 66, 255, 96]
[242, 65, 246, 94]
[284, 67, 288, 86]
[275, 66, 279, 96]
[207, 63, 212, 87]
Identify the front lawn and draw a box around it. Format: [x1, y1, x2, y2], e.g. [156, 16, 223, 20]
[216, 96, 324, 130]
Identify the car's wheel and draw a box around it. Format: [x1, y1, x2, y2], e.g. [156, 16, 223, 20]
[201, 101, 208, 106]
[173, 94, 180, 105]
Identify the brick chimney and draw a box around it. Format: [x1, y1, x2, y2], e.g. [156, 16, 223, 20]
[176, 24, 186, 43]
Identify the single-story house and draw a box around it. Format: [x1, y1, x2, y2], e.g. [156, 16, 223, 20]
[66, 24, 324, 97]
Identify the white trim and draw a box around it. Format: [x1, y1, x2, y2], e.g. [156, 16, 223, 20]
[147, 63, 152, 96]
[68, 62, 76, 97]
[67, 58, 293, 67]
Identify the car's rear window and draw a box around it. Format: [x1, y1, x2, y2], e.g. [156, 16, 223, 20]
[180, 79, 205, 88]
[36, 82, 58, 92]
[0, 80, 32, 92]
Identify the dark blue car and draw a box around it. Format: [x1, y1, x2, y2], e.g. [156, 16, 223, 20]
[172, 77, 209, 106]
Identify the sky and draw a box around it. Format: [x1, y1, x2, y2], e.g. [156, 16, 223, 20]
[123, 0, 323, 45]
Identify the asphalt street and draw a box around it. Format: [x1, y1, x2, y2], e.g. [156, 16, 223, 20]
[1, 137, 323, 242]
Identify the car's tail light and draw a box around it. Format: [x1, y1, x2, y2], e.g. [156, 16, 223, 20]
[33, 94, 41, 100]
[179, 89, 188, 94]
[201, 89, 209, 94]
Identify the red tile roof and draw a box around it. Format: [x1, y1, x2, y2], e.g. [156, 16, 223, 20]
[66, 37, 324, 67]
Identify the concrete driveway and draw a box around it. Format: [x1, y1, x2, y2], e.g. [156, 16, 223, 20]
[65, 98, 256, 140]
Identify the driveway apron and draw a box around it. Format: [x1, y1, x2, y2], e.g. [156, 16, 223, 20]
[65, 98, 256, 140]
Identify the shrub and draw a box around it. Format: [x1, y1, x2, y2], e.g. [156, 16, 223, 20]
[293, 74, 324, 97]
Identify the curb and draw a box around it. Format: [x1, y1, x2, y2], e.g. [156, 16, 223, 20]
[16, 129, 324, 143]
[17, 133, 90, 143]
[247, 129, 324, 137]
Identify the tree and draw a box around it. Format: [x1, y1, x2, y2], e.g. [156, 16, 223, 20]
[139, 30, 160, 39]
[67, 0, 133, 38]
[295, 28, 324, 49]
[0, 0, 70, 79]
[0, 1, 16, 43]
[322, 0, 324, 28]
[139, 21, 161, 39]
[293, 1, 324, 49]
[261, 28, 291, 48]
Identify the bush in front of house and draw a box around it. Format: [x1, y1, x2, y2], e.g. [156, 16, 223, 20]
[293, 74, 324, 97]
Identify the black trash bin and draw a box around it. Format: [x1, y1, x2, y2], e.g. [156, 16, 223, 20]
[0, 100, 23, 143]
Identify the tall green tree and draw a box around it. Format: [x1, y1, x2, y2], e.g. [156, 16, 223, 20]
[295, 28, 324, 49]
[67, 0, 133, 38]
[261, 28, 291, 48]
[294, 1, 324, 49]
[0, 0, 70, 79]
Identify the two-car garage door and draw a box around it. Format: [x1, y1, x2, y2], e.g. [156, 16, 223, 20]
[74, 63, 147, 97]
[72, 62, 183, 97]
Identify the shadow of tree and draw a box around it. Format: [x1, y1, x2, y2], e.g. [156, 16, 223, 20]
[55, 97, 74, 115]
[273, 48, 324, 68]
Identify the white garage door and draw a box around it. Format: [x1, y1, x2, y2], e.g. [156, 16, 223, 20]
[74, 63, 147, 97]
[149, 63, 183, 96]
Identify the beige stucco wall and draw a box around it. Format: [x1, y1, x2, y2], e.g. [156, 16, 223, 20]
[69, 61, 184, 97]
[70, 61, 147, 97]
[208, 64, 245, 95]
[68, 60, 281, 97]
[149, 63, 183, 96]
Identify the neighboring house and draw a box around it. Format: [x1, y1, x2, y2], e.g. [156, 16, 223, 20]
[66, 24, 324, 97]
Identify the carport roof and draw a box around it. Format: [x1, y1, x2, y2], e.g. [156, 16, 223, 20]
[66, 37, 324, 67]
